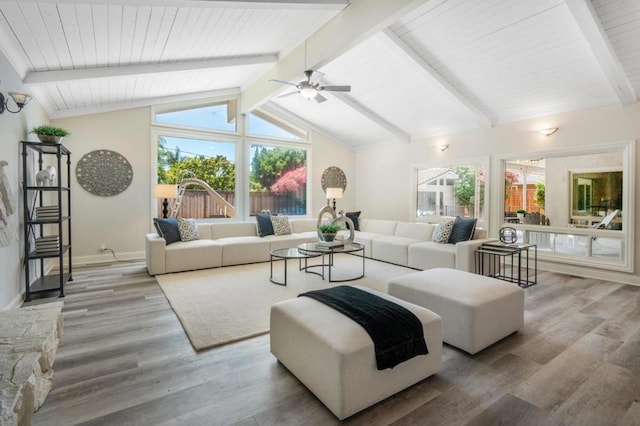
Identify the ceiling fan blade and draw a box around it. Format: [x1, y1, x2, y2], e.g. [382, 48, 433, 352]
[320, 85, 351, 92]
[277, 91, 300, 98]
[269, 79, 298, 87]
[315, 93, 327, 103]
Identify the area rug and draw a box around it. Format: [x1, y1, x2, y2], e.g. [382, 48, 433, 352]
[155, 255, 414, 351]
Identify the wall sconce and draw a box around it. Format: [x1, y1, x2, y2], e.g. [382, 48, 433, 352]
[153, 184, 178, 218]
[0, 82, 32, 114]
[439, 144, 449, 151]
[326, 187, 343, 211]
[537, 127, 558, 136]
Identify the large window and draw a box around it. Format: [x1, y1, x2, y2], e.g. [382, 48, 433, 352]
[153, 99, 310, 220]
[249, 144, 307, 216]
[157, 136, 236, 219]
[416, 162, 487, 224]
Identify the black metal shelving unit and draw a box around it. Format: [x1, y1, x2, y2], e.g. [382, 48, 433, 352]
[21, 141, 73, 301]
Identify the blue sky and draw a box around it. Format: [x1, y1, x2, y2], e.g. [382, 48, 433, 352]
[157, 103, 298, 161]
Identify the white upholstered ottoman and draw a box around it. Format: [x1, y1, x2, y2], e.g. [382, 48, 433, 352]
[270, 286, 442, 420]
[388, 268, 524, 355]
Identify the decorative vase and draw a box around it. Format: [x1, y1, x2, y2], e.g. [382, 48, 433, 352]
[37, 135, 63, 144]
[516, 213, 524, 220]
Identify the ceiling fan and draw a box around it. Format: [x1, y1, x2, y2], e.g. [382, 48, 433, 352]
[270, 70, 351, 103]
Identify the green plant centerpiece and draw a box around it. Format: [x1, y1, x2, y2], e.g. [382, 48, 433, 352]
[30, 125, 70, 144]
[516, 209, 526, 218]
[318, 223, 341, 242]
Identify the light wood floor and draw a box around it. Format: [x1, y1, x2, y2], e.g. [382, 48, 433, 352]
[29, 261, 640, 425]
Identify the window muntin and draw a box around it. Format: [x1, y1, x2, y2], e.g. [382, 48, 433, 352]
[248, 108, 307, 140]
[249, 144, 308, 216]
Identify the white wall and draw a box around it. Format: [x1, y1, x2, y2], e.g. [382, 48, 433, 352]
[52, 108, 153, 264]
[48, 112, 356, 267]
[0, 50, 51, 309]
[355, 102, 640, 284]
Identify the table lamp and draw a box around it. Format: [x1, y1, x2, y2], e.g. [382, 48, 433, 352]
[326, 187, 343, 211]
[153, 184, 178, 218]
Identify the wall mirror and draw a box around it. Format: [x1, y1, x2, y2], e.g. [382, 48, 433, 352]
[570, 170, 622, 228]
[500, 141, 634, 272]
[504, 150, 625, 229]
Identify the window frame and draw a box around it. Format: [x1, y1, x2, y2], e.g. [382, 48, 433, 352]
[151, 96, 312, 222]
[412, 156, 490, 228]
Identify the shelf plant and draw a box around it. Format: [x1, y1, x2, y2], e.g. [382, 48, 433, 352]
[30, 125, 70, 144]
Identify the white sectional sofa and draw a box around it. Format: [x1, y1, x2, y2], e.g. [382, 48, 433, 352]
[145, 216, 494, 275]
[146, 218, 320, 275]
[353, 218, 493, 272]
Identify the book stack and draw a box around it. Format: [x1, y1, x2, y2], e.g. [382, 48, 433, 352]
[34, 236, 60, 252]
[316, 240, 344, 248]
[35, 206, 59, 221]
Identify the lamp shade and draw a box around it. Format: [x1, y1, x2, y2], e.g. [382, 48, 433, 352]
[153, 184, 178, 199]
[9, 92, 31, 107]
[326, 187, 343, 199]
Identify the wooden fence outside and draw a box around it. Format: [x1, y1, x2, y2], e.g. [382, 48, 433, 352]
[158, 190, 306, 219]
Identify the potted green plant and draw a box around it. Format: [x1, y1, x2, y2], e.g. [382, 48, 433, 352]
[30, 125, 70, 144]
[318, 223, 341, 242]
[516, 209, 526, 219]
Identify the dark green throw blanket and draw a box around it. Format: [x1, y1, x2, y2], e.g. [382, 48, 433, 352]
[299, 286, 428, 370]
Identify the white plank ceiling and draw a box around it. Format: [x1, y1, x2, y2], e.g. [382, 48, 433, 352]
[0, 0, 637, 147]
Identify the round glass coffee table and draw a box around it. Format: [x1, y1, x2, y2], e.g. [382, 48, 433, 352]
[269, 247, 323, 286]
[297, 242, 365, 282]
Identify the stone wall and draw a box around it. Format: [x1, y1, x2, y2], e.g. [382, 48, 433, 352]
[0, 301, 64, 426]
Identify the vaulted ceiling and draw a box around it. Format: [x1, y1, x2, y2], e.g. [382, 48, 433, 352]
[1, 0, 638, 148]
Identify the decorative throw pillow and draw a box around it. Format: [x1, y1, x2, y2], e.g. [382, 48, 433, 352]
[270, 215, 292, 236]
[153, 218, 181, 245]
[448, 216, 477, 244]
[177, 218, 200, 242]
[432, 220, 454, 243]
[345, 211, 361, 231]
[256, 212, 275, 237]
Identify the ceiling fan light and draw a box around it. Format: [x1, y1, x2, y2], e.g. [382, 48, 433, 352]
[299, 87, 317, 100]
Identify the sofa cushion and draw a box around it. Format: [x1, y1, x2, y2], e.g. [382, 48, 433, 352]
[165, 239, 223, 273]
[432, 220, 454, 243]
[153, 218, 181, 245]
[271, 215, 292, 236]
[372, 236, 424, 267]
[256, 212, 275, 237]
[364, 219, 398, 235]
[394, 223, 433, 240]
[448, 216, 477, 244]
[177, 218, 200, 242]
[408, 241, 456, 270]
[346, 211, 361, 231]
[290, 218, 318, 233]
[211, 222, 258, 238]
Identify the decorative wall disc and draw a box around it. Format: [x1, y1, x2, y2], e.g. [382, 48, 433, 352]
[76, 150, 133, 197]
[321, 166, 347, 192]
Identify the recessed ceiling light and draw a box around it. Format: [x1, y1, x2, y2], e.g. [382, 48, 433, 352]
[537, 127, 558, 136]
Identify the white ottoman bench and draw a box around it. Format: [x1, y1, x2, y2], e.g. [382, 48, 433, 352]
[270, 286, 442, 420]
[388, 268, 524, 355]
